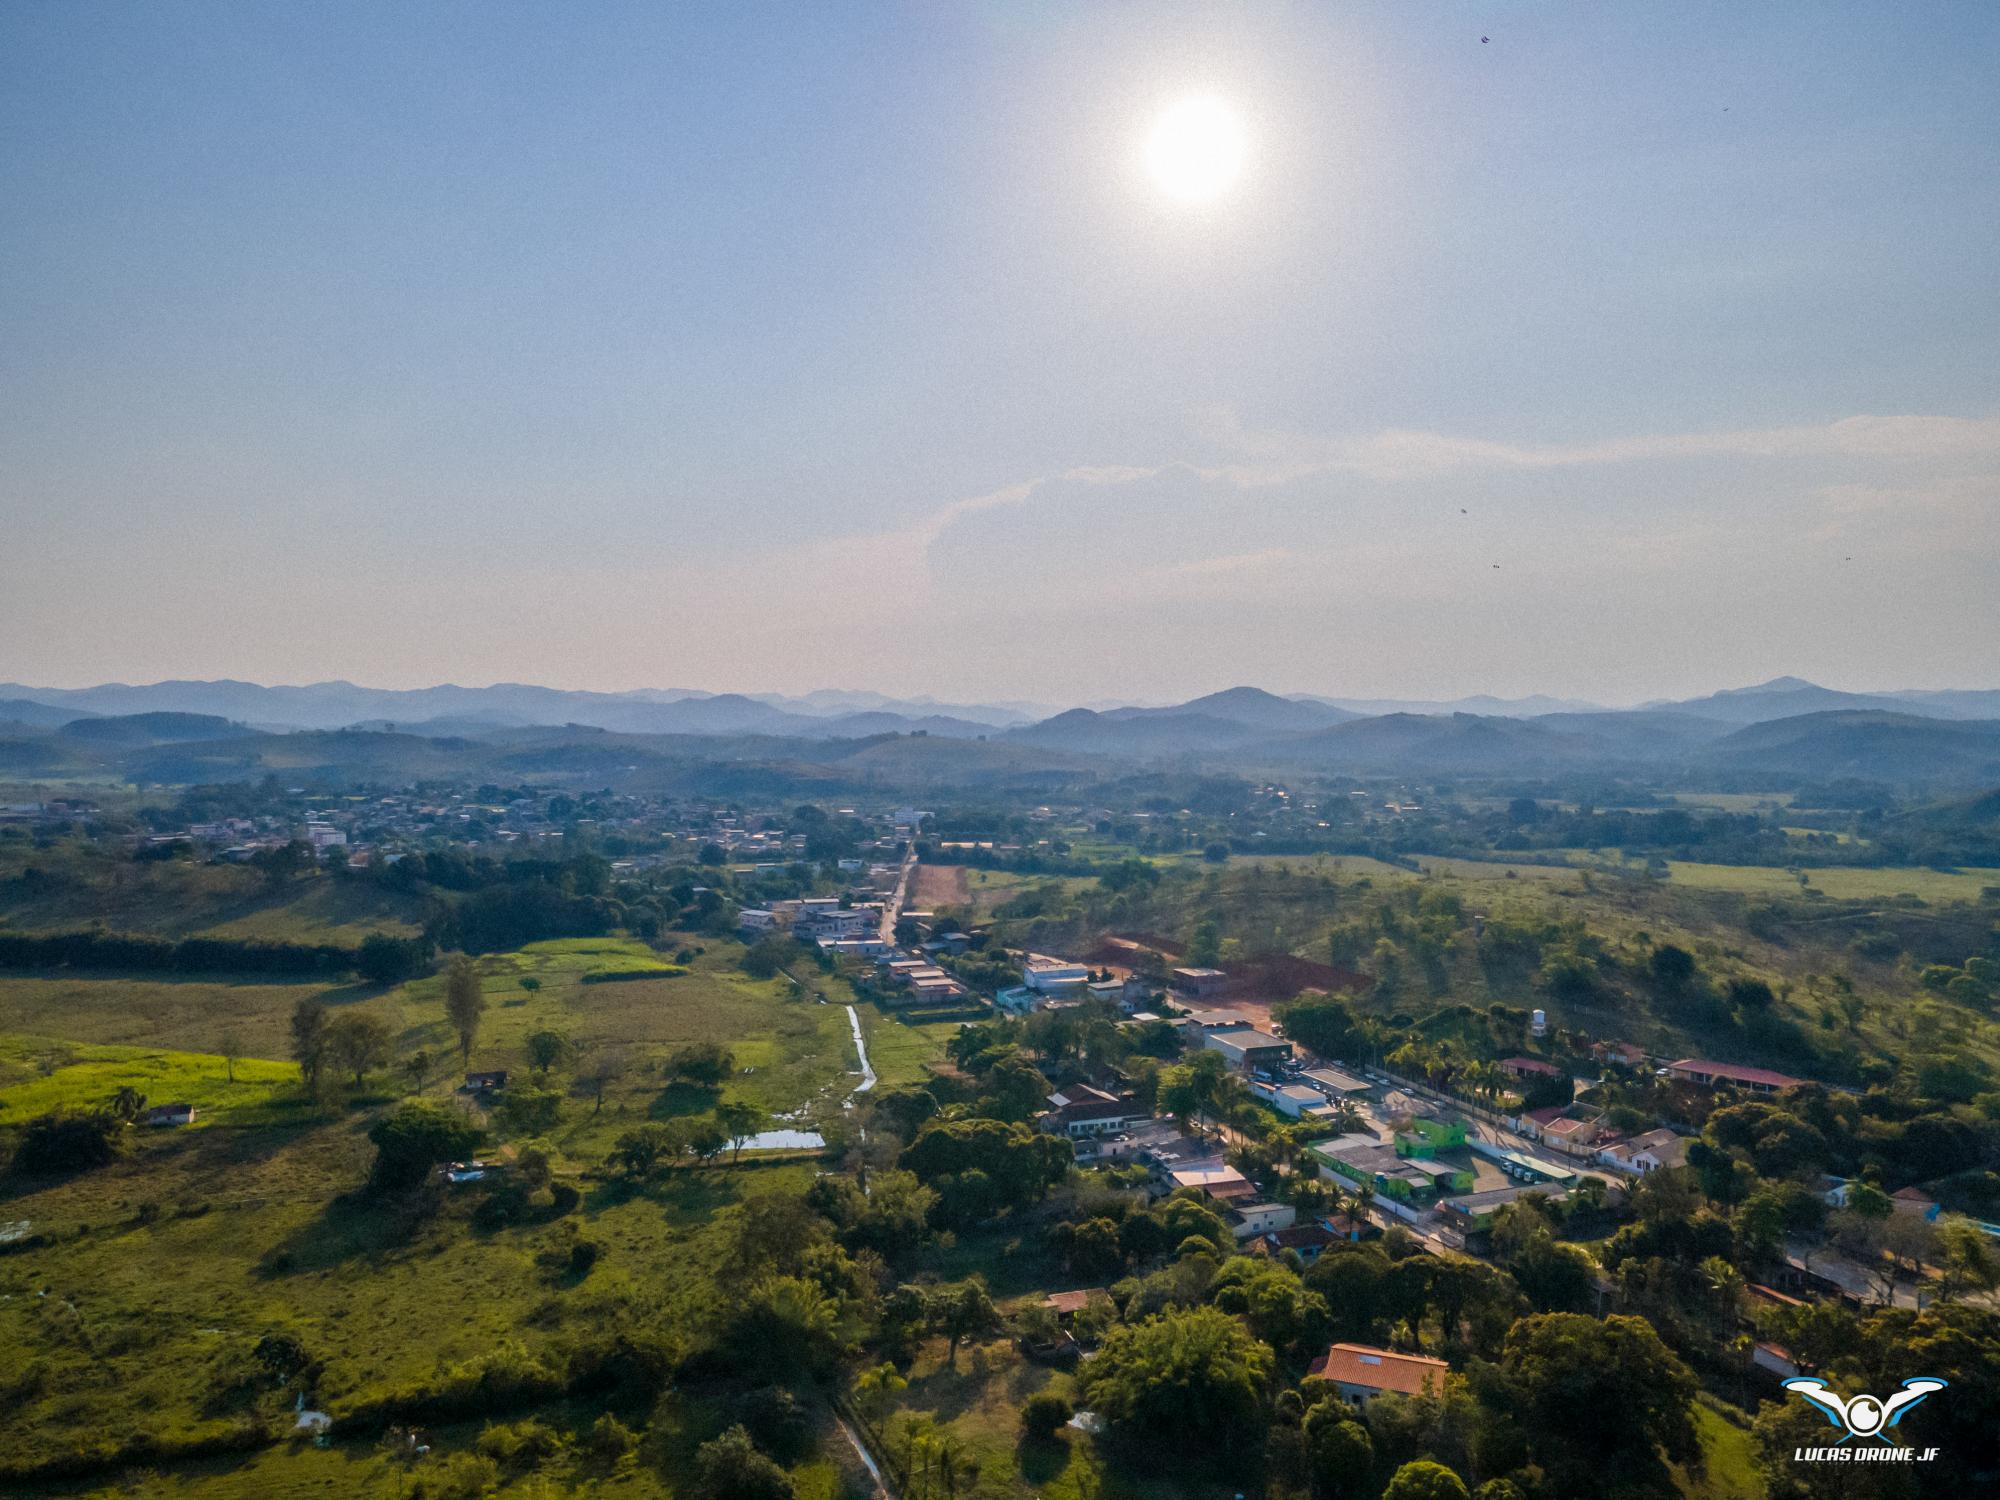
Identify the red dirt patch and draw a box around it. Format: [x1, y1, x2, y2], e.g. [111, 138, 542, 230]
[912, 863, 971, 908]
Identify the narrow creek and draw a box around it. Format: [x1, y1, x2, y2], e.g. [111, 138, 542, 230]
[741, 1002, 877, 1151]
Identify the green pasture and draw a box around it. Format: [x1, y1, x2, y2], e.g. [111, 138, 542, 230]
[0, 1037, 301, 1126]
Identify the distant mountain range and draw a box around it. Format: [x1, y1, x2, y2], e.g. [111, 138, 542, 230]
[2, 675, 1997, 790]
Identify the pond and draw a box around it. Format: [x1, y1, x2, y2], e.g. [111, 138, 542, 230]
[740, 1128, 825, 1151]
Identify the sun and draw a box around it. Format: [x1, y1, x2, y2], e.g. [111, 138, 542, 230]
[1145, 95, 1248, 203]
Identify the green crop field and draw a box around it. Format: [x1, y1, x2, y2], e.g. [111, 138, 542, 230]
[0, 1037, 302, 1126]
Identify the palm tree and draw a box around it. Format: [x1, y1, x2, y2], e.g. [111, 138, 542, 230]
[1356, 1018, 1388, 1067]
[853, 1361, 907, 1428]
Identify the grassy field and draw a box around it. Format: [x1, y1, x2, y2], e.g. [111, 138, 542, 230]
[0, 973, 381, 1059]
[0, 929, 950, 1495]
[1672, 1397, 1767, 1499]
[1653, 861, 2000, 903]
[1409, 855, 1584, 884]
[1665, 792, 1795, 813]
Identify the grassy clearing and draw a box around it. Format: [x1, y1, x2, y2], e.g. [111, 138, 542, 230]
[0, 1037, 302, 1126]
[856, 1006, 958, 1092]
[0, 973, 376, 1059]
[1673, 1396, 1766, 1499]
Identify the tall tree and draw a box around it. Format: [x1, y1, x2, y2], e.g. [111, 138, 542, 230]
[325, 1012, 392, 1089]
[718, 1099, 771, 1165]
[1083, 1304, 1273, 1458]
[290, 997, 329, 1088]
[525, 1027, 574, 1078]
[444, 956, 486, 1063]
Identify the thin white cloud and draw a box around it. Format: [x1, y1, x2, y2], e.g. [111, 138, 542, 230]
[1193, 407, 2000, 485]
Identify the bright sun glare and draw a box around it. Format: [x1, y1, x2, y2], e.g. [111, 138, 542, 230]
[1145, 95, 1248, 203]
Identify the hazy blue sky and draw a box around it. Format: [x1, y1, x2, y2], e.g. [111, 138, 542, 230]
[3, 2, 1996, 704]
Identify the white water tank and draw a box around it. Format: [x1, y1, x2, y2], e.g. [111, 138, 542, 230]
[1530, 1008, 1547, 1037]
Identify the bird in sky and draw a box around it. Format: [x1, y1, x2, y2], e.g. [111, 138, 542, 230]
[1481, 36, 1490, 44]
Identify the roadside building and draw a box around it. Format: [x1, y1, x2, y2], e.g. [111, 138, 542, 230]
[1202, 1027, 1293, 1072]
[1023, 954, 1091, 994]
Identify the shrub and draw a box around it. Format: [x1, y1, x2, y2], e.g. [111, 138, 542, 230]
[1021, 1389, 1074, 1440]
[368, 1102, 481, 1190]
[10, 1111, 124, 1176]
[733, 1385, 816, 1465]
[694, 1425, 794, 1500]
[475, 1418, 564, 1472]
[405, 1452, 503, 1500]
[584, 1413, 638, 1461]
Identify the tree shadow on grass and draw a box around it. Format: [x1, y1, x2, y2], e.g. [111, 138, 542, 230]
[1017, 1432, 1074, 1487]
[905, 1341, 1003, 1426]
[255, 1187, 423, 1277]
[581, 1168, 738, 1226]
[648, 1082, 720, 1120]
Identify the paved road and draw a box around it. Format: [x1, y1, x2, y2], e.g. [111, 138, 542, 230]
[880, 847, 918, 943]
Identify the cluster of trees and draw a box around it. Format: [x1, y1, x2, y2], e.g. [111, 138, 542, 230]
[0, 928, 383, 979]
[610, 1099, 772, 1175]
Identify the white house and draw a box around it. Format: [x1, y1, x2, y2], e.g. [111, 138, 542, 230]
[1229, 1201, 1298, 1239]
[1251, 1080, 1336, 1120]
[1023, 954, 1090, 994]
[1597, 1128, 1686, 1175]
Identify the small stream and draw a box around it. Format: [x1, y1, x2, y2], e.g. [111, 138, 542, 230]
[740, 1003, 877, 1152]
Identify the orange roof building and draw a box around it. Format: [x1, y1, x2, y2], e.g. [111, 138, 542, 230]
[1306, 1343, 1449, 1404]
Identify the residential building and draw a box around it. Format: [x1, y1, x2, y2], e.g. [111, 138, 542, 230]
[1167, 1165, 1258, 1204]
[1598, 1128, 1686, 1175]
[1438, 1184, 1568, 1236]
[1170, 967, 1230, 998]
[1040, 1085, 1148, 1139]
[1499, 1056, 1563, 1081]
[1591, 1040, 1648, 1068]
[140, 1103, 197, 1127]
[1305, 1344, 1450, 1407]
[1228, 1201, 1298, 1240]
[1666, 1059, 1803, 1094]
